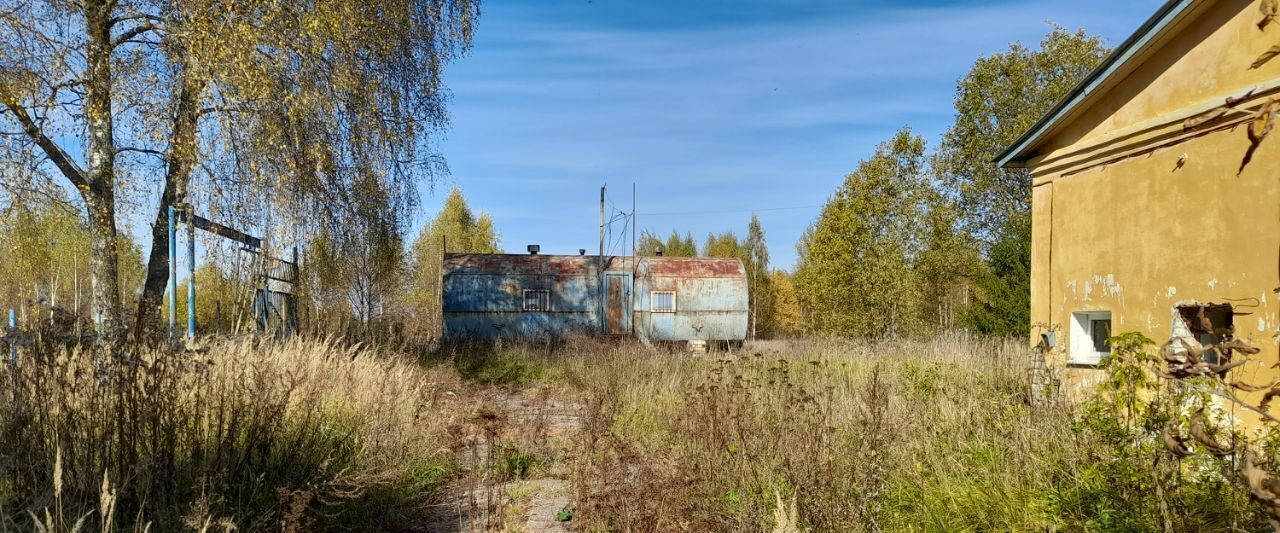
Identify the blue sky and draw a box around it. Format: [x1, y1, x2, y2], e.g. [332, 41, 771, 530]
[423, 0, 1164, 269]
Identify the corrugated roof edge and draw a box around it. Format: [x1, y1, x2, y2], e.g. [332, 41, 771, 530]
[994, 0, 1197, 169]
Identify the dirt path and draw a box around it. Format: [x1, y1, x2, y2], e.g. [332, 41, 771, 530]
[422, 385, 584, 532]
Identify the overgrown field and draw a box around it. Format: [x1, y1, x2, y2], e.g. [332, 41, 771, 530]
[459, 335, 1266, 532]
[1, 335, 1270, 531]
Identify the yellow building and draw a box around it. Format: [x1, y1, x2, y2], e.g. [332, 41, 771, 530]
[999, 0, 1280, 396]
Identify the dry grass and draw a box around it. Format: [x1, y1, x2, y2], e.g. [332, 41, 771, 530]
[2, 332, 1262, 531]
[463, 334, 1260, 531]
[0, 337, 465, 531]
[553, 334, 1059, 531]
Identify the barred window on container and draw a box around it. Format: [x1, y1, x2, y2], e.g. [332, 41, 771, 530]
[651, 291, 676, 313]
[523, 289, 550, 311]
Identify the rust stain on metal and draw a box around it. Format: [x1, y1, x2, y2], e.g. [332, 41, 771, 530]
[444, 254, 629, 277]
[642, 257, 744, 277]
[606, 279, 624, 333]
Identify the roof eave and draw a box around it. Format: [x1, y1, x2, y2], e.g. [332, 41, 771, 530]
[994, 0, 1198, 169]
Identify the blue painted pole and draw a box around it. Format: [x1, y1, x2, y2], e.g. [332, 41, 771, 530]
[168, 205, 176, 339]
[187, 217, 196, 340]
[8, 308, 15, 364]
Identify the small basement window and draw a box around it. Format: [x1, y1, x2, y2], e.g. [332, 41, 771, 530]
[523, 289, 550, 311]
[651, 291, 676, 313]
[1069, 311, 1112, 366]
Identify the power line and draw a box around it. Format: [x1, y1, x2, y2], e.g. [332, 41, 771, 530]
[637, 204, 822, 217]
[607, 207, 630, 256]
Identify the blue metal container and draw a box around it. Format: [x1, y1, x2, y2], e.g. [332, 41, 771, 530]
[442, 253, 748, 343]
[633, 257, 748, 343]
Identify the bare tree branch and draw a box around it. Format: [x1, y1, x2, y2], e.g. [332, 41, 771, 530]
[115, 146, 165, 159]
[0, 102, 87, 188]
[110, 12, 162, 25]
[110, 21, 159, 49]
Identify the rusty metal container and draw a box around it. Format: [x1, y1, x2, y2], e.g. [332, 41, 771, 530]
[442, 254, 624, 340]
[442, 253, 747, 343]
[633, 257, 748, 343]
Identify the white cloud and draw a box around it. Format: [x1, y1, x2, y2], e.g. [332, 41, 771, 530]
[433, 0, 1164, 266]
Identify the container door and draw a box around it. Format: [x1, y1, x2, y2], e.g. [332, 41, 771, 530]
[605, 273, 630, 335]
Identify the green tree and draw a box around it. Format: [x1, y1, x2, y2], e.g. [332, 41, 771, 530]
[768, 270, 804, 337]
[795, 128, 930, 339]
[412, 187, 501, 255]
[934, 26, 1107, 244]
[161, 263, 243, 335]
[0, 199, 143, 334]
[743, 216, 773, 339]
[667, 231, 698, 257]
[350, 217, 405, 325]
[702, 231, 742, 259]
[638, 230, 697, 257]
[403, 187, 500, 337]
[933, 26, 1106, 336]
[299, 228, 353, 331]
[915, 194, 983, 332]
[961, 219, 1031, 336]
[636, 231, 664, 256]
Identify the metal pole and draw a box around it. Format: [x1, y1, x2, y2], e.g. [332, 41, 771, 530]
[632, 183, 636, 336]
[259, 242, 269, 333]
[168, 205, 177, 339]
[8, 308, 15, 365]
[439, 235, 446, 339]
[599, 185, 605, 332]
[289, 246, 298, 335]
[187, 214, 196, 340]
[632, 183, 636, 266]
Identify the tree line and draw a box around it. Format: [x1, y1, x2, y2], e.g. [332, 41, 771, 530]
[628, 27, 1107, 341]
[791, 26, 1106, 339]
[0, 18, 1107, 344]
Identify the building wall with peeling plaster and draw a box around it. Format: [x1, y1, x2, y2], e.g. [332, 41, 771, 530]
[1018, 0, 1280, 400]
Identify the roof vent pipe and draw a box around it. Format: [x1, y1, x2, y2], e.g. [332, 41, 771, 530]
[655, 247, 664, 257]
[579, 249, 586, 256]
[527, 244, 540, 255]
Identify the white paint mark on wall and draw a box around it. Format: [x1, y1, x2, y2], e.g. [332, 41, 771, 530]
[1259, 317, 1268, 332]
[1083, 280, 1094, 301]
[1208, 278, 1219, 290]
[1165, 286, 1177, 298]
[1102, 274, 1122, 297]
[1066, 279, 1077, 298]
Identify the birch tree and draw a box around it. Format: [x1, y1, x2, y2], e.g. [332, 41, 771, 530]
[743, 215, 772, 338]
[795, 128, 930, 338]
[768, 270, 804, 337]
[0, 0, 480, 342]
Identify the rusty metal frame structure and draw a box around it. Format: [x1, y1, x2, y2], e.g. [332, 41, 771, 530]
[168, 204, 297, 340]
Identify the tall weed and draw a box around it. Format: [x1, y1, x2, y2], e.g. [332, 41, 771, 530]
[0, 337, 463, 530]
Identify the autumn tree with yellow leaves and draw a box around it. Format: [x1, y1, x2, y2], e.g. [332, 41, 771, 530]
[0, 0, 480, 343]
